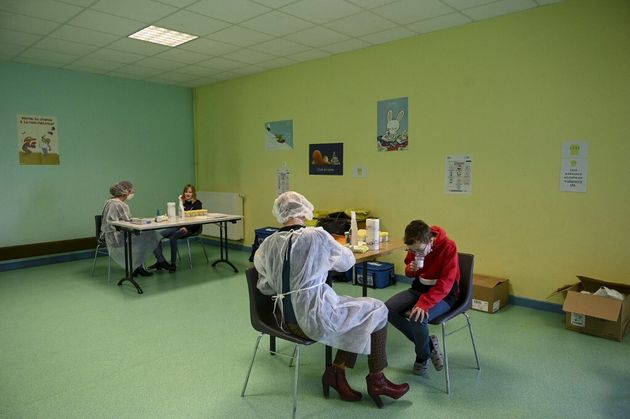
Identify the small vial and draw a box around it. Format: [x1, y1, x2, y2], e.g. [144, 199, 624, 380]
[415, 253, 424, 269]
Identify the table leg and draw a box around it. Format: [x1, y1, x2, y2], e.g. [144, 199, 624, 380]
[362, 261, 368, 297]
[211, 220, 238, 272]
[116, 230, 144, 294]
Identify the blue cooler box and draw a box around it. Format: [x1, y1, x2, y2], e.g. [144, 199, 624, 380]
[349, 261, 395, 289]
[249, 226, 279, 261]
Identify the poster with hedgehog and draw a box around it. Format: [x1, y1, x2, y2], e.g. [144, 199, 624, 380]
[18, 115, 59, 165]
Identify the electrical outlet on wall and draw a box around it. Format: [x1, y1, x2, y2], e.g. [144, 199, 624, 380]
[353, 166, 367, 178]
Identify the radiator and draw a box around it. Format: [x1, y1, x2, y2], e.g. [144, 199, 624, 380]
[196, 191, 244, 240]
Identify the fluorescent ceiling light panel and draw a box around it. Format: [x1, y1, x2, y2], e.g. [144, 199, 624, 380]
[128, 25, 197, 47]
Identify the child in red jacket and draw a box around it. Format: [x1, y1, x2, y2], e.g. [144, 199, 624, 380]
[385, 220, 460, 375]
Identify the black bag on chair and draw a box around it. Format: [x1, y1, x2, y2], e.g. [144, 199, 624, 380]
[316, 212, 350, 236]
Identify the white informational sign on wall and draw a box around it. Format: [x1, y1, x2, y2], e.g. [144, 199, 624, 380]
[445, 155, 472, 194]
[560, 141, 588, 193]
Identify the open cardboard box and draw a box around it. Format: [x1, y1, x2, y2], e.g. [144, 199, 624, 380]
[558, 276, 630, 342]
[472, 274, 509, 314]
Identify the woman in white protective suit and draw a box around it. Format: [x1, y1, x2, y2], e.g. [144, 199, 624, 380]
[254, 191, 409, 408]
[100, 180, 161, 277]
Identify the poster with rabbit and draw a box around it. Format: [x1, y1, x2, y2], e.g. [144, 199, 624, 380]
[265, 120, 293, 150]
[377, 97, 408, 151]
[17, 114, 59, 165]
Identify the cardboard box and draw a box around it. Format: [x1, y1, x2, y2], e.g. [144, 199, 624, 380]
[560, 276, 630, 342]
[472, 274, 509, 313]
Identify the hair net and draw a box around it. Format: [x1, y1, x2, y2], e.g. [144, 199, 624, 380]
[272, 191, 314, 224]
[109, 180, 134, 197]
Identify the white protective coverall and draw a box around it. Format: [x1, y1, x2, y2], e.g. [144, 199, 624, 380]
[100, 198, 161, 270]
[254, 226, 388, 355]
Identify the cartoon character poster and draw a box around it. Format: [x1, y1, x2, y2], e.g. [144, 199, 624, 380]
[17, 114, 59, 165]
[265, 120, 293, 150]
[309, 143, 343, 176]
[377, 97, 408, 151]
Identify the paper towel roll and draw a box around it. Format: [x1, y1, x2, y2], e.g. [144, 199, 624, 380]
[366, 218, 380, 248]
[167, 202, 176, 221]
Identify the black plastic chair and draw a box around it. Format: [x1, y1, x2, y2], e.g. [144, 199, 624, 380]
[429, 252, 480, 394]
[241, 267, 316, 419]
[90, 215, 111, 282]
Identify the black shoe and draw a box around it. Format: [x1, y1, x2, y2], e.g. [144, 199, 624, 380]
[148, 261, 164, 270]
[168, 263, 177, 273]
[133, 267, 153, 277]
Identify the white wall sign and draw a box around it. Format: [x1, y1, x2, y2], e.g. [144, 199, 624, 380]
[560, 141, 588, 193]
[445, 155, 472, 194]
[276, 165, 290, 196]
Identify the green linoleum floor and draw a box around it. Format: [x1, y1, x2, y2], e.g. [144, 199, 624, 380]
[1, 248, 628, 418]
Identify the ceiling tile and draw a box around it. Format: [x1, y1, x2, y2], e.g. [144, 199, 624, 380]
[133, 56, 186, 70]
[258, 56, 297, 69]
[441, 0, 496, 9]
[154, 48, 210, 64]
[187, 76, 221, 86]
[187, 0, 271, 24]
[88, 48, 145, 64]
[372, 0, 453, 25]
[346, 0, 398, 8]
[464, 0, 537, 21]
[406, 12, 471, 34]
[13, 56, 64, 67]
[48, 25, 120, 47]
[178, 37, 239, 55]
[153, 0, 197, 7]
[107, 38, 170, 55]
[231, 64, 267, 75]
[286, 48, 330, 62]
[0, 0, 82, 23]
[249, 38, 310, 56]
[71, 56, 127, 71]
[0, 42, 26, 57]
[18, 47, 80, 64]
[320, 38, 370, 54]
[107, 70, 146, 80]
[206, 26, 273, 47]
[211, 71, 240, 81]
[222, 48, 277, 64]
[249, 0, 295, 8]
[280, 0, 362, 24]
[360, 27, 415, 45]
[173, 64, 223, 76]
[285, 26, 349, 48]
[156, 10, 231, 36]
[148, 71, 198, 83]
[0, 29, 42, 46]
[61, 0, 105, 6]
[0, 11, 61, 35]
[67, 10, 145, 36]
[324, 11, 396, 37]
[64, 62, 113, 74]
[112, 63, 166, 77]
[196, 56, 244, 70]
[91, 0, 178, 23]
[535, 0, 563, 4]
[33, 37, 100, 56]
[241, 11, 314, 37]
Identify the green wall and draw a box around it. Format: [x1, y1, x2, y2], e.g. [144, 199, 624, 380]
[0, 62, 195, 247]
[194, 0, 630, 301]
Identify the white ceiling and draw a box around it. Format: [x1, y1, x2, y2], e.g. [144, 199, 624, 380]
[0, 0, 563, 87]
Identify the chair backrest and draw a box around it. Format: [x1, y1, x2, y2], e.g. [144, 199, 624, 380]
[456, 253, 475, 311]
[95, 215, 105, 244]
[244, 267, 314, 345]
[429, 252, 474, 325]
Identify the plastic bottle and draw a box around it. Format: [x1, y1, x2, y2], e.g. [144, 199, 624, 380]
[178, 200, 185, 219]
[350, 211, 358, 246]
[167, 202, 176, 221]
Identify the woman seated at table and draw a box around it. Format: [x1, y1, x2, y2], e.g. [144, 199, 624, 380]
[100, 180, 161, 277]
[254, 191, 409, 408]
[149, 184, 202, 273]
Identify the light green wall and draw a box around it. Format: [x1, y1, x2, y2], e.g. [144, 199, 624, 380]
[194, 0, 630, 301]
[0, 63, 195, 247]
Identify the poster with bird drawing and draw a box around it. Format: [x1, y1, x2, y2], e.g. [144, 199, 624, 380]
[377, 97, 408, 151]
[265, 120, 293, 150]
[17, 114, 59, 165]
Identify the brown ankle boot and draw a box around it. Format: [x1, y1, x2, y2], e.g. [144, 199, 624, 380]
[322, 365, 362, 401]
[365, 372, 409, 408]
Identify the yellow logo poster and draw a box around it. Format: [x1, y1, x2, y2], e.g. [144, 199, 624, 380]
[17, 115, 59, 165]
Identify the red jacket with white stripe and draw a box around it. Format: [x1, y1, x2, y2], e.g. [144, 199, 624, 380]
[404, 226, 459, 312]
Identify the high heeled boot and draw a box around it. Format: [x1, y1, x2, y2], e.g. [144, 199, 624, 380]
[321, 365, 362, 401]
[365, 372, 409, 408]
